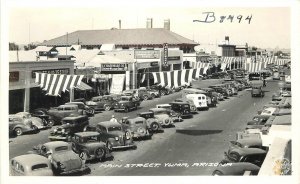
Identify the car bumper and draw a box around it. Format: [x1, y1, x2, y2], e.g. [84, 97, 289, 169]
[59, 165, 90, 175]
[181, 114, 193, 118]
[48, 135, 68, 141]
[111, 143, 136, 150]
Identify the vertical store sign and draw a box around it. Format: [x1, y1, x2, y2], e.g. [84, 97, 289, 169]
[163, 43, 168, 67]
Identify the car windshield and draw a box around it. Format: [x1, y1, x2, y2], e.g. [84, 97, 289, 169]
[31, 164, 48, 171]
[108, 126, 122, 131]
[55, 146, 69, 152]
[86, 136, 99, 142]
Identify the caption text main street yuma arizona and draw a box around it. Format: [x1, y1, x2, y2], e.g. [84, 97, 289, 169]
[98, 162, 233, 168]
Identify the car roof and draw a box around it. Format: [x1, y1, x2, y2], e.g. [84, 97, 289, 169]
[183, 88, 206, 93]
[170, 101, 189, 105]
[97, 121, 121, 127]
[58, 104, 78, 108]
[150, 108, 168, 112]
[128, 117, 145, 122]
[66, 102, 84, 105]
[138, 111, 154, 115]
[74, 131, 100, 137]
[214, 162, 260, 175]
[43, 141, 70, 149]
[11, 154, 50, 166]
[235, 138, 262, 146]
[230, 147, 267, 156]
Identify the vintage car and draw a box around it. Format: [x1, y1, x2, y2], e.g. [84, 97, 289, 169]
[198, 88, 219, 105]
[89, 121, 136, 150]
[149, 85, 172, 96]
[48, 115, 89, 141]
[10, 154, 53, 176]
[71, 132, 112, 162]
[137, 111, 163, 132]
[14, 112, 45, 130]
[174, 98, 198, 112]
[259, 107, 291, 116]
[31, 108, 51, 126]
[251, 86, 264, 97]
[149, 108, 175, 127]
[145, 88, 160, 98]
[155, 104, 182, 122]
[47, 104, 84, 125]
[120, 117, 152, 139]
[184, 94, 209, 110]
[182, 88, 214, 107]
[212, 162, 260, 176]
[229, 139, 264, 151]
[209, 84, 230, 98]
[126, 88, 152, 101]
[169, 102, 193, 119]
[246, 115, 270, 130]
[85, 95, 118, 111]
[259, 107, 277, 116]
[221, 147, 267, 167]
[65, 102, 95, 116]
[9, 115, 38, 136]
[273, 72, 280, 80]
[32, 141, 90, 175]
[114, 96, 141, 112]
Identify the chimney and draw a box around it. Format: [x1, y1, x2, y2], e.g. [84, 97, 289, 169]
[146, 18, 153, 29]
[119, 20, 121, 29]
[164, 19, 170, 30]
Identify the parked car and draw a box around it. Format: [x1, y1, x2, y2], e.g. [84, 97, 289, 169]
[10, 154, 53, 176]
[199, 88, 220, 103]
[174, 98, 198, 113]
[209, 84, 230, 98]
[123, 88, 152, 101]
[229, 139, 264, 150]
[31, 108, 51, 127]
[71, 132, 112, 162]
[47, 104, 84, 125]
[87, 121, 136, 150]
[65, 102, 95, 116]
[114, 96, 141, 112]
[9, 115, 38, 136]
[182, 88, 215, 107]
[223, 82, 238, 95]
[150, 85, 172, 96]
[137, 111, 163, 132]
[246, 115, 270, 130]
[31, 141, 90, 175]
[169, 102, 193, 119]
[221, 147, 267, 167]
[14, 112, 45, 130]
[155, 104, 182, 122]
[120, 117, 152, 139]
[212, 162, 260, 176]
[149, 108, 175, 127]
[48, 115, 89, 141]
[184, 94, 209, 110]
[85, 95, 118, 111]
[273, 72, 280, 80]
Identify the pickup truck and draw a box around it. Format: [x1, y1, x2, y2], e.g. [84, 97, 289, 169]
[114, 96, 141, 112]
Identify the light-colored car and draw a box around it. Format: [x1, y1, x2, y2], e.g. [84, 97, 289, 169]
[10, 154, 53, 176]
[47, 104, 84, 125]
[120, 117, 152, 139]
[185, 94, 208, 110]
[32, 141, 90, 175]
[149, 108, 174, 127]
[155, 104, 182, 122]
[9, 115, 38, 136]
[15, 112, 45, 130]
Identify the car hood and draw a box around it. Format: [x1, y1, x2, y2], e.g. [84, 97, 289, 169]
[52, 150, 80, 161]
[108, 130, 125, 137]
[84, 142, 106, 150]
[58, 124, 74, 129]
[154, 114, 170, 119]
[86, 101, 97, 105]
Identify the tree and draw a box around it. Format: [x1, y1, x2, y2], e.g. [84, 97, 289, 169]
[9, 42, 19, 51]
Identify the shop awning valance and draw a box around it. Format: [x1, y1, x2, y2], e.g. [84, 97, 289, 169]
[35, 73, 84, 96]
[76, 82, 93, 91]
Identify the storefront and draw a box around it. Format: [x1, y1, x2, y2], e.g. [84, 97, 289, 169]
[9, 60, 74, 113]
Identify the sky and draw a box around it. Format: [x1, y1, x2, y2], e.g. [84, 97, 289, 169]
[8, 4, 291, 50]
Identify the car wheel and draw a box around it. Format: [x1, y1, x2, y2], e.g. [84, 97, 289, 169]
[124, 107, 129, 113]
[87, 108, 95, 115]
[14, 128, 23, 136]
[151, 93, 156, 99]
[79, 151, 88, 161]
[95, 147, 106, 161]
[104, 105, 111, 111]
[191, 106, 197, 112]
[32, 125, 39, 133]
[143, 95, 148, 101]
[150, 122, 160, 132]
[48, 119, 55, 127]
[161, 91, 166, 96]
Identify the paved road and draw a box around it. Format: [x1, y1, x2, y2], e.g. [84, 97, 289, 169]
[87, 80, 278, 176]
[9, 79, 223, 159]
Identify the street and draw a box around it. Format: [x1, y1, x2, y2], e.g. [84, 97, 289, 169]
[9, 78, 279, 175]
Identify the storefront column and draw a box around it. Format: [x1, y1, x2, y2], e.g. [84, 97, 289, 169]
[170, 64, 174, 71]
[23, 87, 30, 112]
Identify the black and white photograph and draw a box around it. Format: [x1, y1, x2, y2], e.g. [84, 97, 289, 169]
[1, 0, 300, 183]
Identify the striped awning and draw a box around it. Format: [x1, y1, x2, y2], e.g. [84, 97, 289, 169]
[35, 73, 84, 96]
[76, 82, 93, 91]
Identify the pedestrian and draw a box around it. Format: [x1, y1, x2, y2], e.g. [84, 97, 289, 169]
[110, 115, 118, 123]
[263, 79, 266, 87]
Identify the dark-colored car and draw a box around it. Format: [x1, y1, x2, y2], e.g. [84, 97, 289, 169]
[9, 115, 38, 136]
[197, 88, 218, 106]
[221, 147, 267, 167]
[47, 104, 84, 125]
[88, 121, 136, 150]
[246, 115, 270, 130]
[209, 85, 230, 98]
[212, 162, 260, 176]
[169, 102, 193, 119]
[71, 132, 112, 162]
[150, 85, 172, 96]
[65, 102, 95, 116]
[251, 86, 264, 97]
[137, 112, 163, 132]
[120, 117, 152, 139]
[86, 95, 119, 111]
[48, 115, 89, 141]
[114, 96, 141, 112]
[123, 88, 152, 101]
[31, 108, 51, 127]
